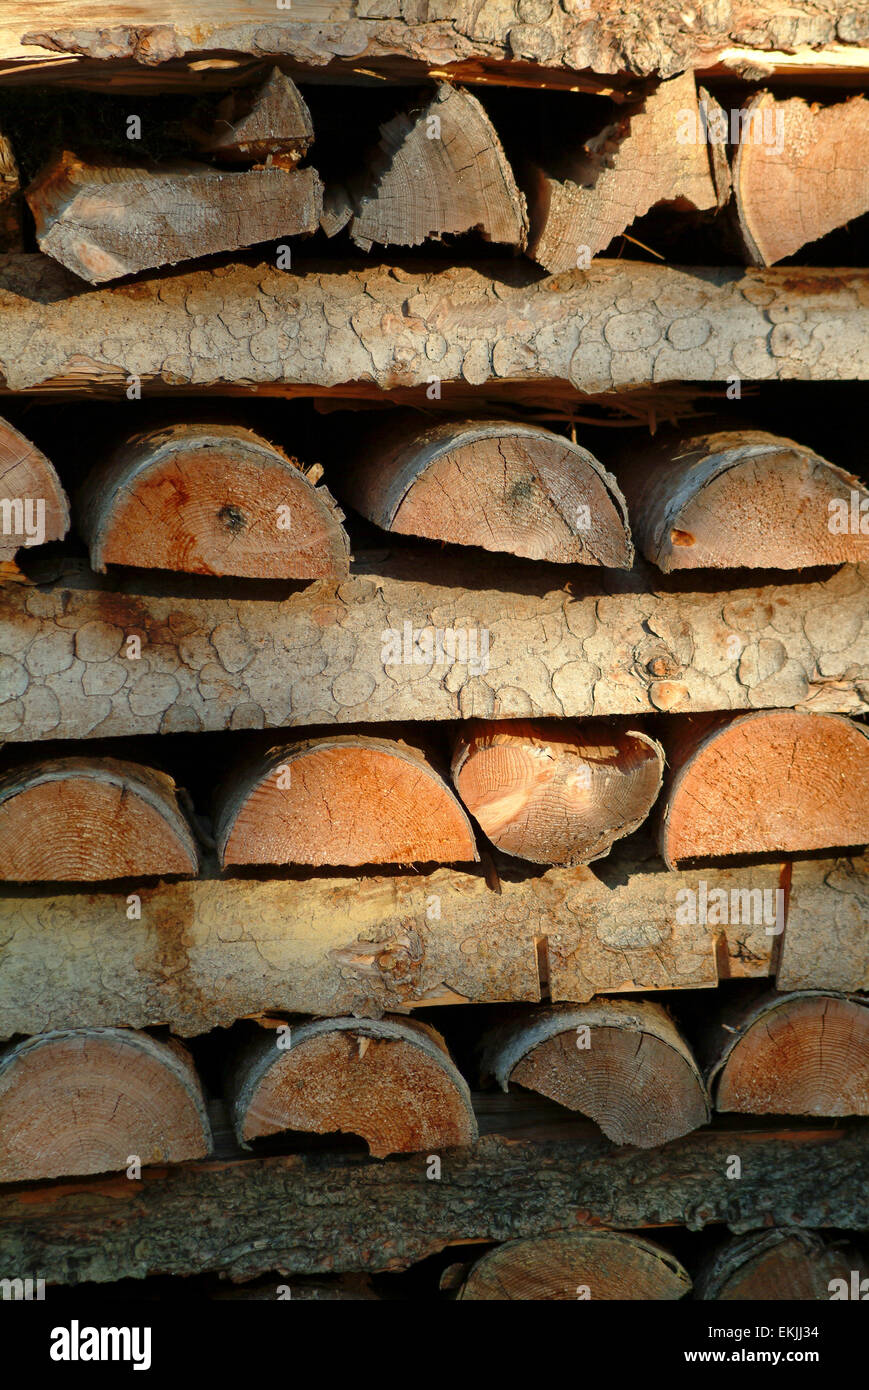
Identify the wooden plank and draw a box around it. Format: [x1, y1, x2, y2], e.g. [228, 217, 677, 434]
[0, 257, 867, 396]
[1, 554, 867, 742]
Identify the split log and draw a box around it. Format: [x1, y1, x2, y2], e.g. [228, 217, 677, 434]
[0, 414, 69, 561]
[191, 67, 314, 164]
[778, 855, 869, 993]
[452, 720, 664, 865]
[78, 423, 350, 579]
[26, 151, 323, 283]
[341, 417, 632, 567]
[349, 84, 527, 252]
[0, 131, 21, 251]
[733, 93, 869, 266]
[0, 756, 198, 881]
[526, 72, 719, 273]
[215, 736, 478, 869]
[458, 1231, 691, 1300]
[227, 1015, 477, 1159]
[695, 1228, 869, 1301]
[0, 1027, 210, 1182]
[658, 711, 869, 867]
[481, 1001, 709, 1148]
[611, 429, 869, 571]
[706, 990, 869, 1117]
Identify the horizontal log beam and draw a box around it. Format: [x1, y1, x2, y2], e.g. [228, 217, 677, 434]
[0, 256, 867, 397]
[0, 1106, 865, 1283]
[1, 854, 864, 1038]
[1, 556, 866, 742]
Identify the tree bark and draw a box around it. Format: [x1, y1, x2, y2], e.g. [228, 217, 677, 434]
[0, 414, 69, 562]
[778, 854, 869, 992]
[458, 1230, 691, 1300]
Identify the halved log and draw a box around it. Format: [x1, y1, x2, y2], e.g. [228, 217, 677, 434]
[227, 1015, 477, 1158]
[0, 1027, 210, 1182]
[658, 711, 869, 867]
[216, 736, 479, 869]
[707, 990, 869, 1117]
[349, 83, 528, 252]
[78, 423, 350, 579]
[341, 417, 632, 567]
[526, 72, 719, 273]
[611, 429, 869, 571]
[0, 756, 199, 881]
[695, 1228, 869, 1301]
[458, 1231, 691, 1300]
[26, 151, 323, 283]
[481, 1000, 709, 1148]
[0, 414, 69, 561]
[0, 130, 21, 251]
[733, 93, 869, 266]
[452, 720, 664, 865]
[192, 67, 314, 164]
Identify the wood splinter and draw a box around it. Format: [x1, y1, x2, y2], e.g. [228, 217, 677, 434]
[458, 1231, 691, 1300]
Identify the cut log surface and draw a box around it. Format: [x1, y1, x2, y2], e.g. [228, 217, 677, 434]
[658, 711, 869, 866]
[342, 418, 632, 567]
[481, 1000, 709, 1148]
[613, 430, 869, 571]
[707, 990, 869, 1117]
[527, 71, 718, 273]
[194, 66, 314, 163]
[78, 423, 350, 579]
[458, 1230, 691, 1300]
[0, 414, 69, 561]
[216, 736, 479, 869]
[695, 1228, 869, 1301]
[228, 1015, 477, 1158]
[734, 93, 869, 266]
[0, 1027, 210, 1182]
[0, 756, 198, 881]
[453, 720, 664, 865]
[26, 151, 323, 283]
[349, 83, 528, 252]
[0, 131, 21, 251]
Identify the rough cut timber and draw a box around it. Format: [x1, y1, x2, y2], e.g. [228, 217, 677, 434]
[78, 423, 350, 579]
[778, 854, 869, 993]
[452, 720, 664, 865]
[706, 990, 869, 1117]
[25, 152, 323, 284]
[481, 1000, 709, 1149]
[0, 414, 69, 562]
[458, 1230, 691, 1301]
[0, 1027, 210, 1183]
[695, 1228, 869, 1301]
[1, 1115, 865, 1285]
[0, 131, 21, 252]
[1, 257, 867, 396]
[341, 417, 632, 567]
[733, 93, 869, 266]
[215, 736, 479, 869]
[658, 711, 869, 866]
[2, 554, 867, 744]
[228, 1016, 477, 1159]
[526, 72, 719, 274]
[190, 66, 314, 163]
[348, 83, 527, 253]
[0, 756, 198, 881]
[611, 430, 869, 572]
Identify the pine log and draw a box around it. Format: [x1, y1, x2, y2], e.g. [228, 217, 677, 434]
[341, 417, 632, 567]
[0, 1027, 210, 1182]
[0, 756, 198, 881]
[458, 1230, 691, 1300]
[191, 66, 314, 164]
[481, 1000, 709, 1148]
[78, 423, 350, 579]
[706, 990, 869, 1117]
[0, 414, 69, 561]
[215, 736, 478, 869]
[611, 429, 869, 571]
[658, 711, 869, 867]
[695, 1228, 869, 1301]
[527, 72, 719, 273]
[733, 93, 869, 266]
[228, 1015, 476, 1158]
[452, 720, 663, 865]
[25, 151, 323, 284]
[0, 131, 21, 252]
[349, 84, 527, 252]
